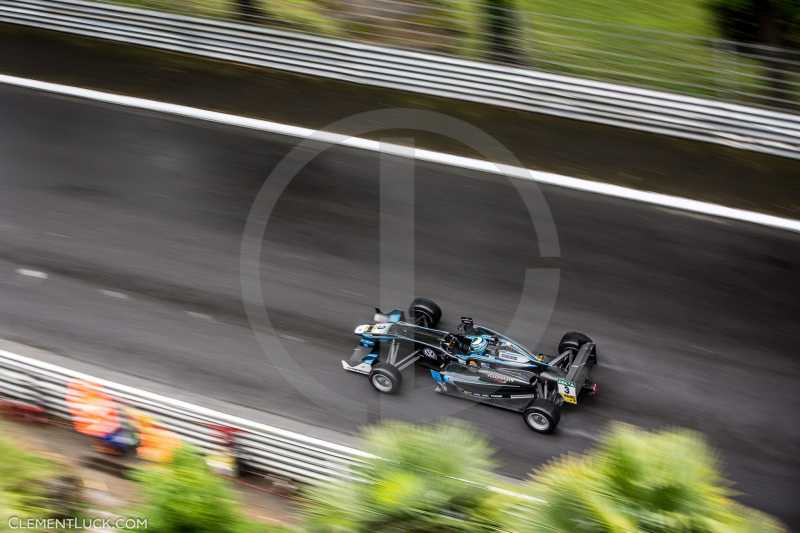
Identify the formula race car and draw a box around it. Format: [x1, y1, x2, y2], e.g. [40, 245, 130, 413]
[341, 298, 598, 434]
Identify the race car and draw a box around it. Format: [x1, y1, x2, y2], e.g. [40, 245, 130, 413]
[341, 298, 598, 434]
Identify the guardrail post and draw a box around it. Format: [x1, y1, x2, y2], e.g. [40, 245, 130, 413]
[231, 0, 262, 24]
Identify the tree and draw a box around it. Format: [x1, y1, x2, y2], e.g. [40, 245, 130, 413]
[233, 0, 264, 24]
[503, 423, 785, 533]
[707, 0, 800, 103]
[132, 445, 266, 533]
[302, 421, 503, 532]
[484, 0, 523, 64]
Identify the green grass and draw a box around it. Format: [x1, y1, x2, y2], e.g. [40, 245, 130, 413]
[109, 0, 342, 35]
[112, 0, 230, 19]
[509, 0, 780, 102]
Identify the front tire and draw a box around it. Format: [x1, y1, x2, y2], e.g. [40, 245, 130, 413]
[523, 399, 561, 434]
[369, 363, 402, 394]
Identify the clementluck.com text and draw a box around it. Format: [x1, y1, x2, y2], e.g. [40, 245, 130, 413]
[7, 516, 149, 530]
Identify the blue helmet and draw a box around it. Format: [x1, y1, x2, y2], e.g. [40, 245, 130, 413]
[469, 336, 488, 354]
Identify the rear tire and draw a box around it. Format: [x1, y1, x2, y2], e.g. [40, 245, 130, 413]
[409, 298, 442, 328]
[558, 331, 597, 364]
[369, 363, 402, 394]
[523, 399, 561, 434]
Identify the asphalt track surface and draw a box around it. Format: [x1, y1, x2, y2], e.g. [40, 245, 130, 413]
[1, 84, 799, 525]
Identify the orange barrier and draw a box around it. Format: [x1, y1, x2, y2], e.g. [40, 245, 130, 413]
[128, 410, 181, 463]
[65, 380, 119, 438]
[65, 381, 182, 460]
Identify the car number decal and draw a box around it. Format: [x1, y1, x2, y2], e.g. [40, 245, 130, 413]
[558, 378, 578, 404]
[371, 323, 391, 334]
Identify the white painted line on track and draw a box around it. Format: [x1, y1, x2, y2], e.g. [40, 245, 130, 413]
[99, 289, 129, 300]
[559, 427, 601, 442]
[2, 74, 798, 234]
[278, 333, 306, 343]
[15, 268, 48, 279]
[185, 310, 214, 321]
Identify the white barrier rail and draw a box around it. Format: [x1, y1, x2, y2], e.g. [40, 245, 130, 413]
[0, 348, 371, 485]
[0, 0, 799, 159]
[0, 345, 546, 510]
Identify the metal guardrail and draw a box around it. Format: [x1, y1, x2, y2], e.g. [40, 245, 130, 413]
[1, 0, 799, 159]
[0, 348, 370, 485]
[103, 0, 800, 111]
[0, 346, 543, 511]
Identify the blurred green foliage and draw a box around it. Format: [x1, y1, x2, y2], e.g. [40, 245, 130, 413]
[503, 423, 785, 533]
[301, 421, 787, 532]
[302, 421, 505, 532]
[132, 445, 279, 533]
[107, 0, 336, 34]
[2, 420, 786, 533]
[0, 429, 55, 531]
[104, 0, 797, 106]
[0, 425, 84, 532]
[510, 0, 727, 95]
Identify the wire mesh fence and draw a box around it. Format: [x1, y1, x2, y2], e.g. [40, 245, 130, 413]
[103, 0, 799, 110]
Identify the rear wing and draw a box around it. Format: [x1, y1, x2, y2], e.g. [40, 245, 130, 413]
[558, 342, 595, 404]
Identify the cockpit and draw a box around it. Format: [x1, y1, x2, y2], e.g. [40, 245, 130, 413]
[440, 333, 471, 354]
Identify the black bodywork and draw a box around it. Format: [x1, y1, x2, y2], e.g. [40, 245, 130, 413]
[343, 299, 598, 434]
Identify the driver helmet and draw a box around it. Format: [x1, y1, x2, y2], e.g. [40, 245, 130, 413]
[469, 336, 488, 354]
